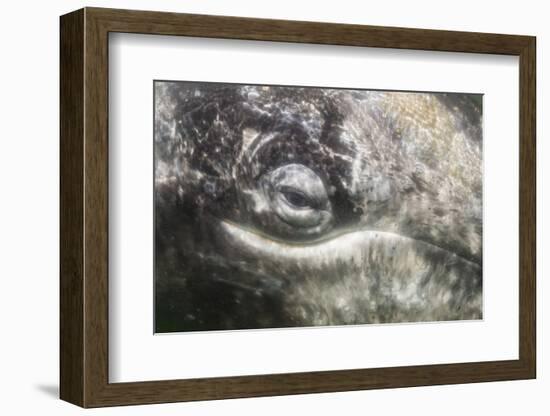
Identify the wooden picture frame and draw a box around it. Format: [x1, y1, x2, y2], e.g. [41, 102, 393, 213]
[60, 7, 536, 408]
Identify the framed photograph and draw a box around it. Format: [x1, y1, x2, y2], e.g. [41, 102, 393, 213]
[60, 7, 536, 407]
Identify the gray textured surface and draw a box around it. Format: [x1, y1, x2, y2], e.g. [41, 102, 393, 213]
[154, 82, 482, 332]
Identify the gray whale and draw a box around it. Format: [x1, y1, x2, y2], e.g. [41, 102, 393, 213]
[154, 82, 482, 332]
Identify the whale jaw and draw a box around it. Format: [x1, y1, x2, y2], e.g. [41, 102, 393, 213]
[218, 220, 482, 326]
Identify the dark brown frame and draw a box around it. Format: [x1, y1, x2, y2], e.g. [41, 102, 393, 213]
[60, 7, 536, 408]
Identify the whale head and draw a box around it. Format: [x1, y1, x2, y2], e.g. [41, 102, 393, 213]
[154, 82, 482, 331]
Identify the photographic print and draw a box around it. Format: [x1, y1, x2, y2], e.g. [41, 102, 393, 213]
[154, 81, 482, 333]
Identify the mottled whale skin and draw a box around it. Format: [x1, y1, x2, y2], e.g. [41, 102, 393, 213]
[154, 82, 482, 332]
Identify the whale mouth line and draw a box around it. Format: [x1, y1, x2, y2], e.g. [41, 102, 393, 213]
[220, 219, 480, 268]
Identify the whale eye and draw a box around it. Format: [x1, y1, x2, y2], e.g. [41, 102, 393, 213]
[279, 187, 313, 209]
[260, 164, 333, 237]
